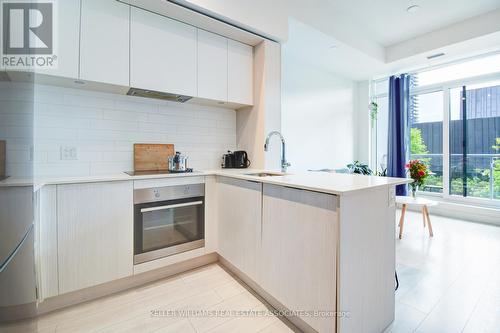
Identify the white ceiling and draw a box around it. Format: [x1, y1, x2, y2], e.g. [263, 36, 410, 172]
[283, 18, 387, 81]
[283, 0, 500, 80]
[329, 0, 500, 47]
[174, 0, 500, 80]
[284, 16, 500, 81]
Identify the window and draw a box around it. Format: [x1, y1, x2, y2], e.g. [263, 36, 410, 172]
[375, 95, 389, 173]
[409, 91, 443, 193]
[449, 81, 500, 200]
[371, 79, 389, 174]
[373, 53, 500, 206]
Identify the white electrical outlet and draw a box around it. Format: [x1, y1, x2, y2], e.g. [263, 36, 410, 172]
[60, 146, 78, 160]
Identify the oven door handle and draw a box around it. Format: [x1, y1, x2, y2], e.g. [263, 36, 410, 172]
[140, 200, 203, 213]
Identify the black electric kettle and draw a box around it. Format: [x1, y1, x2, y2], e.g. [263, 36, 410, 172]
[233, 151, 251, 168]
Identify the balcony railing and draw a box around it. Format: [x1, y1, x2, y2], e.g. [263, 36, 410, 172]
[410, 153, 500, 200]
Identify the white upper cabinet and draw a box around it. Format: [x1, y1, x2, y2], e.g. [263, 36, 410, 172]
[228, 39, 253, 105]
[35, 0, 80, 78]
[197, 30, 228, 101]
[31, 3, 253, 106]
[130, 8, 197, 96]
[79, 0, 130, 86]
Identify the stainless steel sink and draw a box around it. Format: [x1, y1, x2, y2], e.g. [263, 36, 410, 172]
[245, 172, 287, 177]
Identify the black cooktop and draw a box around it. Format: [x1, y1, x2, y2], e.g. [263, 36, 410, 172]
[124, 169, 195, 176]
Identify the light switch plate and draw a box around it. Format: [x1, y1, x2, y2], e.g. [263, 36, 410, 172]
[60, 146, 78, 160]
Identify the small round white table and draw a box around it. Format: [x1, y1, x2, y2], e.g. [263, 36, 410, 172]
[395, 196, 438, 239]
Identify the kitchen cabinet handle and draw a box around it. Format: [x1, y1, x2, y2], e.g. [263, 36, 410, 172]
[140, 201, 203, 213]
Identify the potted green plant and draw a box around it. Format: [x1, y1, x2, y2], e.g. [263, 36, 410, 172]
[347, 161, 373, 175]
[405, 159, 429, 197]
[369, 101, 378, 127]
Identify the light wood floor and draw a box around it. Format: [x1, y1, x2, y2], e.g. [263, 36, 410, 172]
[0, 264, 296, 333]
[1, 211, 499, 333]
[385, 210, 500, 333]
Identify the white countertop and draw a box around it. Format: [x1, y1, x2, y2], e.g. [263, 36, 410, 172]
[0, 171, 205, 188]
[217, 171, 412, 195]
[0, 169, 412, 195]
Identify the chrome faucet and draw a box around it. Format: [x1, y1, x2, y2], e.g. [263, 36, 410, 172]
[264, 131, 291, 173]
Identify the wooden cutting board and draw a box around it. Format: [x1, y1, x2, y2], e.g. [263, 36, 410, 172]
[133, 143, 175, 171]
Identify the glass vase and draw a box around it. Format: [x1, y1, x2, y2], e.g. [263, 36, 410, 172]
[410, 184, 418, 198]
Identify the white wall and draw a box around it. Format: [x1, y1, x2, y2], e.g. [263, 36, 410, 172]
[353, 81, 371, 166]
[281, 56, 355, 172]
[236, 40, 282, 170]
[25, 84, 236, 177]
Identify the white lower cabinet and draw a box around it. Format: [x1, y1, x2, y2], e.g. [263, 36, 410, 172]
[216, 179, 338, 332]
[37, 185, 59, 300]
[204, 175, 218, 253]
[259, 184, 338, 333]
[56, 181, 133, 294]
[217, 176, 261, 281]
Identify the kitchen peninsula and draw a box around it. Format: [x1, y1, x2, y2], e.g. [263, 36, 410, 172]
[0, 170, 410, 333]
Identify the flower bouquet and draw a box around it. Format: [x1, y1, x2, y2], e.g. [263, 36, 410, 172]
[405, 159, 428, 197]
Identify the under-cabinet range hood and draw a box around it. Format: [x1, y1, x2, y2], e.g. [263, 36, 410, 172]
[127, 87, 192, 103]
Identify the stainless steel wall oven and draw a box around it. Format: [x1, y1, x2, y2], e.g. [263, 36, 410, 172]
[133, 183, 205, 264]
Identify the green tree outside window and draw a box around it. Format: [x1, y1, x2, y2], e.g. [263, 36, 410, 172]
[410, 128, 428, 155]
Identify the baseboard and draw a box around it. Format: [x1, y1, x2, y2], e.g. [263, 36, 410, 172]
[398, 200, 500, 226]
[0, 302, 37, 322]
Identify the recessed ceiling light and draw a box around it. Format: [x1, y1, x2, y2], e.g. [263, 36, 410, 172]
[406, 5, 420, 13]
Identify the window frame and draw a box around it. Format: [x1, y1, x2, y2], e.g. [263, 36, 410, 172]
[372, 68, 500, 209]
[408, 89, 445, 197]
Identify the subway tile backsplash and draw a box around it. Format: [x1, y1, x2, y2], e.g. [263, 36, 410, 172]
[0, 82, 236, 177]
